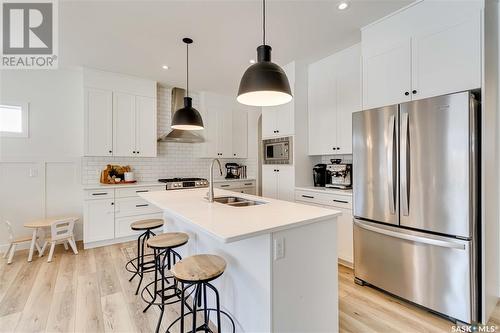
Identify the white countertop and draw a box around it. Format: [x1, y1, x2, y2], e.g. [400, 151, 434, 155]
[139, 188, 340, 243]
[212, 178, 255, 183]
[83, 182, 165, 190]
[295, 186, 353, 196]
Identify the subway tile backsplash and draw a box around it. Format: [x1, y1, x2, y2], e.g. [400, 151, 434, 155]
[81, 86, 257, 184]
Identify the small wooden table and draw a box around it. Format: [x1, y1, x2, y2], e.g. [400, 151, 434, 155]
[24, 216, 78, 262]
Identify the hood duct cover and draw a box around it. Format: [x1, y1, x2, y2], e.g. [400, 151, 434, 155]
[157, 87, 204, 143]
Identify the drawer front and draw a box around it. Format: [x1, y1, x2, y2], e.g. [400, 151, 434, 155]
[85, 189, 114, 200]
[115, 213, 163, 238]
[115, 186, 165, 198]
[295, 190, 352, 209]
[295, 190, 323, 205]
[115, 197, 161, 218]
[231, 187, 257, 195]
[215, 180, 256, 189]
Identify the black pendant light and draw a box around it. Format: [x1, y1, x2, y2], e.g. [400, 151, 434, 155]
[237, 0, 292, 107]
[171, 38, 204, 130]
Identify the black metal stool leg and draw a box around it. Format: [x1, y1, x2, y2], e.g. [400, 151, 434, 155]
[180, 282, 186, 333]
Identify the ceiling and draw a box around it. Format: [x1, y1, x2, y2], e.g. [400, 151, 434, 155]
[60, 0, 411, 96]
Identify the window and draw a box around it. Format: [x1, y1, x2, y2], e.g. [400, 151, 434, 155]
[0, 103, 29, 137]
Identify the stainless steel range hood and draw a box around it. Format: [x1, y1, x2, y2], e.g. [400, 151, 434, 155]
[157, 87, 204, 143]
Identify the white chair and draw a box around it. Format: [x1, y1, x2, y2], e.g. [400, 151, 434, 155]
[3, 220, 41, 264]
[40, 217, 79, 262]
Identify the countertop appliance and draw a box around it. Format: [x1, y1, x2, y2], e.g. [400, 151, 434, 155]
[263, 137, 292, 164]
[352, 91, 480, 324]
[326, 160, 352, 189]
[225, 163, 241, 179]
[313, 164, 327, 187]
[158, 177, 209, 190]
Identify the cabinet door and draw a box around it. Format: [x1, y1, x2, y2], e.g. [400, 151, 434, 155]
[262, 165, 278, 199]
[276, 102, 294, 137]
[363, 39, 412, 109]
[337, 207, 353, 264]
[84, 199, 115, 243]
[135, 96, 157, 157]
[276, 165, 295, 202]
[262, 107, 277, 138]
[411, 14, 481, 101]
[232, 107, 248, 158]
[219, 106, 233, 158]
[113, 92, 136, 157]
[199, 100, 218, 158]
[308, 57, 337, 155]
[336, 45, 362, 154]
[84, 88, 113, 156]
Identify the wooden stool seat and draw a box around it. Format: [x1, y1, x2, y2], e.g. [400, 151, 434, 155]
[171, 254, 226, 282]
[147, 232, 189, 249]
[130, 219, 164, 231]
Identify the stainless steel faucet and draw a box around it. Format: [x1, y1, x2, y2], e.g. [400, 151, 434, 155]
[207, 158, 223, 202]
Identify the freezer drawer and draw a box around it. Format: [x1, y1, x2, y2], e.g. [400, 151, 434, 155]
[354, 220, 475, 323]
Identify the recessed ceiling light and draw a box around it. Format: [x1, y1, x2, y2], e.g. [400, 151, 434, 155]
[162, 65, 169, 70]
[249, 59, 256, 64]
[337, 2, 349, 10]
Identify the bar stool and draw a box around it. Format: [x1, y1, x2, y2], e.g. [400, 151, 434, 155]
[125, 218, 164, 294]
[141, 232, 190, 333]
[167, 254, 235, 333]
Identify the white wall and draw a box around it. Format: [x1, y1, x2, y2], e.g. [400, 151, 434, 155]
[0, 69, 84, 248]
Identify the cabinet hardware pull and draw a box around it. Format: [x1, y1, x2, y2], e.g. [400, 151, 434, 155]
[108, 150, 112, 154]
[337, 147, 340, 150]
[133, 151, 136, 154]
[220, 185, 230, 188]
[333, 199, 348, 204]
[404, 91, 410, 96]
[302, 195, 314, 199]
[244, 183, 253, 186]
[136, 204, 149, 207]
[412, 90, 417, 94]
[137, 151, 140, 154]
[92, 192, 108, 196]
[136, 190, 148, 193]
[111, 202, 114, 205]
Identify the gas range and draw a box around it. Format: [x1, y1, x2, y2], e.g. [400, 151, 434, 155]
[158, 177, 209, 190]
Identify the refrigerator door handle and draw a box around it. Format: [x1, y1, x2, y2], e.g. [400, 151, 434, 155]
[401, 112, 410, 216]
[387, 115, 396, 214]
[354, 221, 466, 250]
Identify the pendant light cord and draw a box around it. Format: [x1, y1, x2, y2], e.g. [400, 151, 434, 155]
[186, 42, 189, 97]
[262, 0, 266, 45]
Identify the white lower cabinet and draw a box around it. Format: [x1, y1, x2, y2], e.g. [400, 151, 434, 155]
[263, 165, 294, 201]
[214, 180, 256, 195]
[295, 189, 353, 265]
[83, 185, 164, 248]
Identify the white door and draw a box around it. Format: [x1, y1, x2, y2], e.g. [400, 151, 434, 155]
[113, 92, 136, 157]
[262, 107, 277, 138]
[276, 165, 295, 202]
[135, 96, 157, 157]
[262, 165, 278, 199]
[336, 45, 362, 154]
[411, 14, 481, 101]
[363, 39, 412, 109]
[232, 107, 248, 158]
[85, 88, 113, 156]
[308, 56, 337, 155]
[84, 199, 115, 243]
[336, 207, 354, 264]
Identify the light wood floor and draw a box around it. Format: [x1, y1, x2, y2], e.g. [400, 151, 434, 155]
[0, 241, 498, 333]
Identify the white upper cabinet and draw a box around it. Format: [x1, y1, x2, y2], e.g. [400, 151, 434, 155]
[262, 62, 295, 138]
[83, 68, 157, 157]
[362, 40, 412, 109]
[200, 92, 248, 159]
[84, 88, 113, 156]
[308, 44, 361, 155]
[361, 1, 482, 110]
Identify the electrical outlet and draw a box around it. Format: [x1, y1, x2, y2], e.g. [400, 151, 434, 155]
[273, 238, 285, 260]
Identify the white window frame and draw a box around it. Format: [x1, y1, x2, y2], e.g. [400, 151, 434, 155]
[0, 102, 29, 138]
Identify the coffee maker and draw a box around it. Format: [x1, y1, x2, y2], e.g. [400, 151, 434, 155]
[225, 163, 241, 179]
[313, 164, 328, 187]
[326, 159, 352, 189]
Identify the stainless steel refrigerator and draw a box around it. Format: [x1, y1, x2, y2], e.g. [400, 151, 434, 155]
[352, 91, 480, 324]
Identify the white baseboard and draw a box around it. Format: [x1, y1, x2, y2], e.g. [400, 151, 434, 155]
[83, 235, 137, 250]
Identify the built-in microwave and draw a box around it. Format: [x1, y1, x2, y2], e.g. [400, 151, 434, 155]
[263, 137, 292, 164]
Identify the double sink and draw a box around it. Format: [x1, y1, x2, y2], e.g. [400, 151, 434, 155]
[213, 196, 266, 207]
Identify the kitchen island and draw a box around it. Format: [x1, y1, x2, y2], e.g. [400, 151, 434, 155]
[140, 188, 341, 332]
